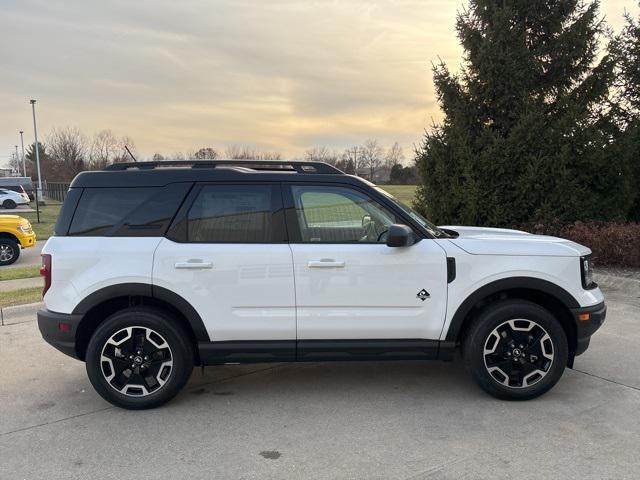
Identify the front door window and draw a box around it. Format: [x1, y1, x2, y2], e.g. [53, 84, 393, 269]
[291, 185, 398, 243]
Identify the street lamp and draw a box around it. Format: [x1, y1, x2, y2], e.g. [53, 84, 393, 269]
[19, 130, 26, 177]
[30, 99, 43, 203]
[14, 145, 19, 174]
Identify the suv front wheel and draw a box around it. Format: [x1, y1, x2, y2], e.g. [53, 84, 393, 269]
[86, 307, 194, 409]
[463, 299, 568, 400]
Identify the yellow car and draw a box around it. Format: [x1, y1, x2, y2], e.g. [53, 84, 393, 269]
[0, 215, 36, 266]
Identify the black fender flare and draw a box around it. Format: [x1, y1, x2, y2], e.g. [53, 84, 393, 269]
[445, 277, 580, 342]
[72, 282, 210, 342]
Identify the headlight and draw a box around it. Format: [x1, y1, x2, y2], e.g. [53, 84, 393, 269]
[18, 224, 32, 234]
[581, 256, 595, 289]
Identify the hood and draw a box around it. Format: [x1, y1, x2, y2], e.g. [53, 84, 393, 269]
[439, 225, 591, 257]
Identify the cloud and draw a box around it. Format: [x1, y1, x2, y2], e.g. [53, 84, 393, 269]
[0, 0, 636, 160]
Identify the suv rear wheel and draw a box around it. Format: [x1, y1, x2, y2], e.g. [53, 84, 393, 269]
[463, 299, 568, 400]
[85, 307, 194, 409]
[0, 239, 20, 265]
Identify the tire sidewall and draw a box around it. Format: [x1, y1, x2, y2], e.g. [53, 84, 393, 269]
[0, 239, 19, 266]
[464, 300, 568, 400]
[86, 307, 194, 409]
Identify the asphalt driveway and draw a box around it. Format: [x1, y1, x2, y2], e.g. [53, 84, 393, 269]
[0, 280, 638, 480]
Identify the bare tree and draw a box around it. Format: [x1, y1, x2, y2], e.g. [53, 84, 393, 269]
[89, 130, 137, 167]
[257, 151, 282, 160]
[225, 145, 282, 160]
[8, 151, 20, 173]
[359, 139, 384, 180]
[117, 136, 137, 163]
[47, 126, 88, 180]
[304, 146, 339, 165]
[193, 147, 219, 160]
[385, 142, 405, 168]
[89, 130, 119, 169]
[152, 153, 165, 161]
[341, 146, 362, 175]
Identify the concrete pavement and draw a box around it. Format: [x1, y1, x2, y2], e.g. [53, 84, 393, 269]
[4, 239, 45, 269]
[0, 282, 638, 479]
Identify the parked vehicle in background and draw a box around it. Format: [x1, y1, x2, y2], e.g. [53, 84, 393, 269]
[37, 160, 606, 409]
[0, 177, 35, 201]
[0, 214, 36, 265]
[0, 189, 30, 209]
[0, 185, 30, 203]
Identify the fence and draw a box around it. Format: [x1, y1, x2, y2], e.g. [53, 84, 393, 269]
[44, 182, 71, 202]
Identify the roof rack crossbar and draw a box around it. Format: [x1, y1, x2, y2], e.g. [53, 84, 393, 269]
[104, 160, 344, 174]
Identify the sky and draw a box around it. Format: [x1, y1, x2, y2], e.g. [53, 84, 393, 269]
[1, 0, 638, 164]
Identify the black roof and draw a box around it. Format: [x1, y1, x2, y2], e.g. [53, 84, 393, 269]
[70, 160, 371, 189]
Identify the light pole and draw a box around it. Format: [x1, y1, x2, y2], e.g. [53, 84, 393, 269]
[19, 130, 26, 177]
[30, 99, 43, 203]
[14, 145, 19, 175]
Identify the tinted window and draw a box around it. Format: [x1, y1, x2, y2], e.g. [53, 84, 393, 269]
[0, 186, 23, 193]
[68, 184, 190, 236]
[187, 185, 274, 242]
[291, 185, 399, 243]
[112, 183, 191, 237]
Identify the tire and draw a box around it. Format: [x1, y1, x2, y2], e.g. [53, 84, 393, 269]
[463, 299, 568, 400]
[85, 307, 194, 409]
[0, 239, 20, 266]
[2, 199, 16, 209]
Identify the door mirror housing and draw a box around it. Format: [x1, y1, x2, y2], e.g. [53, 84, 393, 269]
[386, 224, 416, 247]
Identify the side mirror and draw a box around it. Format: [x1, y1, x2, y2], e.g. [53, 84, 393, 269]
[386, 224, 416, 247]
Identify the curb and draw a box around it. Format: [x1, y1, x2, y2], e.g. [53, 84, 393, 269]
[0, 301, 43, 326]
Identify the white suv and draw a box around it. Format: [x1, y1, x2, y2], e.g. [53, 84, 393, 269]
[0, 188, 29, 209]
[37, 160, 606, 409]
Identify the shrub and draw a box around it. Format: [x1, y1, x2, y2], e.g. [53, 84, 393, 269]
[517, 221, 640, 268]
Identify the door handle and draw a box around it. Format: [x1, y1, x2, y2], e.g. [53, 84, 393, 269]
[308, 259, 345, 268]
[174, 261, 213, 270]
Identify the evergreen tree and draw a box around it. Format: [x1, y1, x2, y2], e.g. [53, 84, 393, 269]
[611, 6, 640, 219]
[414, 0, 633, 226]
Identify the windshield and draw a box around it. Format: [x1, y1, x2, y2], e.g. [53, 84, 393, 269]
[375, 187, 450, 239]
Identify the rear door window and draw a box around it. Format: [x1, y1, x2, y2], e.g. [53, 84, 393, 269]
[187, 184, 278, 242]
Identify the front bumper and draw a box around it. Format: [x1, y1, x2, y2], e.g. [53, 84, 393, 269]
[37, 309, 82, 360]
[571, 301, 607, 356]
[19, 232, 36, 248]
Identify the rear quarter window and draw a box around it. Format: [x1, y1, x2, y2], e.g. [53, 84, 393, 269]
[68, 184, 191, 236]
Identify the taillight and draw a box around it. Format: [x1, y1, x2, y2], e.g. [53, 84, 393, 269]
[40, 254, 51, 297]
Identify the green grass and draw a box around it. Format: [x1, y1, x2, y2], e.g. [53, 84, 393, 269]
[0, 287, 42, 308]
[0, 266, 40, 281]
[379, 185, 418, 206]
[17, 200, 62, 240]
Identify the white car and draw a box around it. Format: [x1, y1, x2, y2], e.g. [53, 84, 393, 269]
[0, 188, 29, 209]
[37, 160, 606, 409]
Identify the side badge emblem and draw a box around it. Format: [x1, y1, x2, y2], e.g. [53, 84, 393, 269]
[417, 289, 430, 301]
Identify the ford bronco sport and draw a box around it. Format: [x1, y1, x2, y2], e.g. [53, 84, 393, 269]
[37, 160, 606, 409]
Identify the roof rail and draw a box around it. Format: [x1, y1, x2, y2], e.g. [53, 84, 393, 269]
[104, 160, 344, 174]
